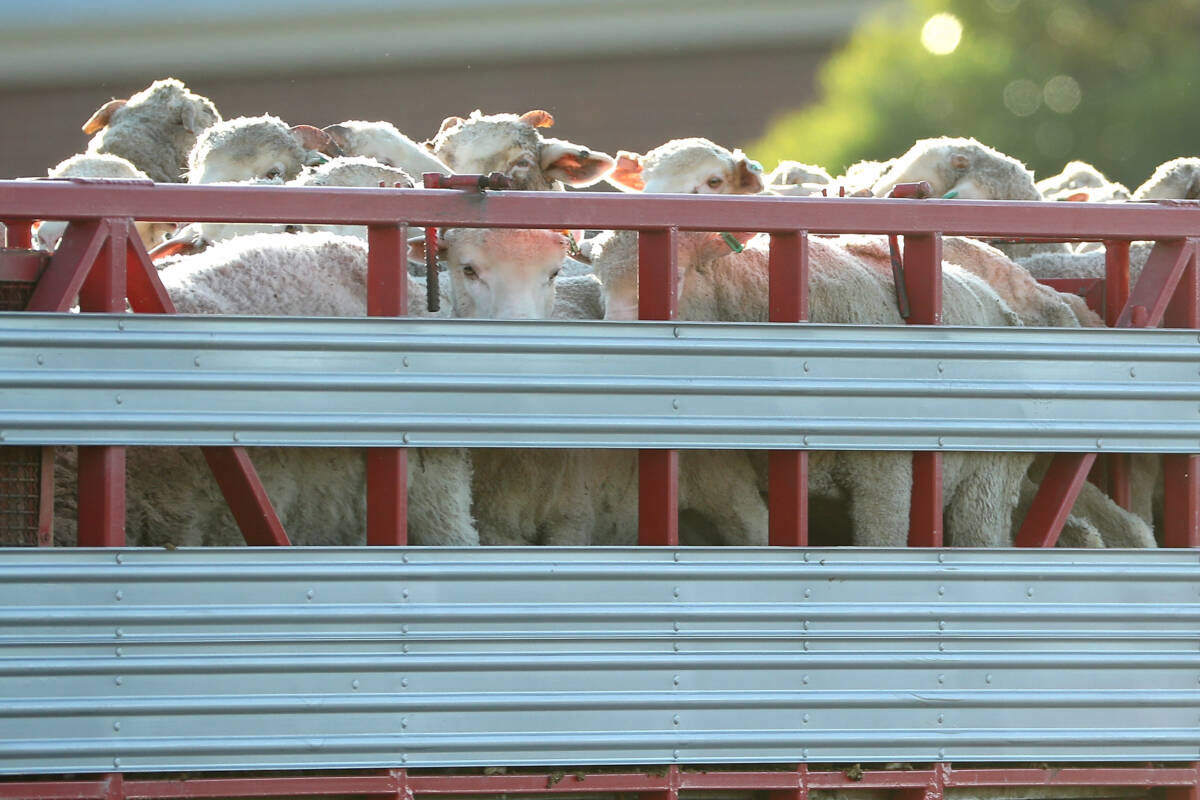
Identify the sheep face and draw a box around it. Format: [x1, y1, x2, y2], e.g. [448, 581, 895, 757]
[871, 137, 1040, 201]
[187, 116, 340, 184]
[606, 138, 766, 195]
[429, 110, 615, 190]
[438, 229, 569, 319]
[322, 121, 453, 179]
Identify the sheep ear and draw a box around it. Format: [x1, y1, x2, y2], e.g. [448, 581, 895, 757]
[179, 102, 203, 134]
[541, 138, 616, 187]
[605, 151, 645, 192]
[1188, 172, 1200, 200]
[697, 230, 755, 262]
[82, 99, 126, 134]
[734, 154, 765, 193]
[291, 125, 343, 162]
[322, 124, 352, 152]
[437, 116, 465, 136]
[519, 109, 555, 129]
[950, 153, 970, 170]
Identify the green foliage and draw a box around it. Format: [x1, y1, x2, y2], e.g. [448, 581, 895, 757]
[749, 0, 1200, 188]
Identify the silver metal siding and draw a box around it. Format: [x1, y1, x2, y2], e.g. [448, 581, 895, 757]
[0, 313, 1198, 451]
[0, 548, 1197, 773]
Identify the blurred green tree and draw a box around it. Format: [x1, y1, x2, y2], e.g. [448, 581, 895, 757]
[749, 0, 1200, 189]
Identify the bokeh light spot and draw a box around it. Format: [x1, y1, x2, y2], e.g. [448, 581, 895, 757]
[1003, 80, 1041, 117]
[921, 13, 963, 55]
[1044, 75, 1082, 114]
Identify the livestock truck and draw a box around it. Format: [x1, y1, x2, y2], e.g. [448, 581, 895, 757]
[0, 175, 1196, 800]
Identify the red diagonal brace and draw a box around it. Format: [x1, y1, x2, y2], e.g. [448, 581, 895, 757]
[1115, 239, 1193, 328]
[25, 219, 107, 312]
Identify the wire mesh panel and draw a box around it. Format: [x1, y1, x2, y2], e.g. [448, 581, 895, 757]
[0, 267, 45, 546]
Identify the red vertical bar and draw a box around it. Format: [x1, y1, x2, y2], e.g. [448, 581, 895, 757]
[768, 764, 808, 800]
[1163, 243, 1200, 548]
[1102, 240, 1133, 508]
[768, 231, 809, 546]
[638, 227, 679, 546]
[903, 234, 943, 547]
[3, 220, 32, 249]
[77, 220, 127, 546]
[366, 224, 410, 546]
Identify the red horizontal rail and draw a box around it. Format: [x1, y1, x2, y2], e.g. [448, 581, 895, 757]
[0, 767, 1194, 799]
[3, 181, 1200, 239]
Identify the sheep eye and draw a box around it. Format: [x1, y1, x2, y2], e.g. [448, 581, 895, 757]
[707, 176, 724, 188]
[462, 265, 478, 279]
[549, 269, 560, 282]
[513, 157, 534, 169]
[264, 166, 283, 180]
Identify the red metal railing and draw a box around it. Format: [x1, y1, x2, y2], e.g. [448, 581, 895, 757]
[1, 179, 1198, 800]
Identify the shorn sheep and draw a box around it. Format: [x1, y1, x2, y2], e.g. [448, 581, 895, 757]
[54, 232, 477, 547]
[426, 109, 615, 190]
[186, 114, 342, 184]
[82, 77, 221, 183]
[36, 153, 176, 252]
[603, 137, 766, 195]
[323, 120, 454, 180]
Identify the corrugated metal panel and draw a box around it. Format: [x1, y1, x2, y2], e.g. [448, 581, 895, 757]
[0, 547, 1197, 774]
[0, 313, 1197, 451]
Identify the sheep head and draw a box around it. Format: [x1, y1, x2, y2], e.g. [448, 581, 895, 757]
[428, 110, 614, 190]
[604, 138, 765, 195]
[187, 116, 340, 184]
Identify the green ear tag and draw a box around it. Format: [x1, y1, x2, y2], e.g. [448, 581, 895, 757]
[720, 232, 745, 253]
[942, 189, 959, 199]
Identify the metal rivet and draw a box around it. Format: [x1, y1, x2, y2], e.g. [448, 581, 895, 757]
[937, 715, 944, 724]
[937, 585, 945, 596]
[673, 714, 680, 726]
[115, 394, 123, 405]
[114, 591, 123, 601]
[113, 758, 121, 768]
[402, 624, 409, 634]
[401, 754, 407, 763]
[402, 433, 410, 444]
[985, 673, 993, 684]
[401, 678, 408, 688]
[938, 553, 945, 563]
[803, 361, 810, 372]
[937, 436, 944, 447]
[1096, 438, 1103, 449]
[673, 327, 680, 338]
[803, 620, 810, 630]
[673, 551, 680, 562]
[352, 680, 360, 690]
[117, 320, 125, 331]
[36, 355, 43, 365]
[402, 553, 410, 563]
[115, 647, 123, 656]
[803, 588, 811, 598]
[402, 643, 409, 653]
[115, 554, 123, 564]
[232, 432, 240, 442]
[803, 713, 810, 724]
[672, 398, 679, 410]
[673, 642, 680, 652]
[672, 586, 680, 598]
[113, 721, 121, 731]
[802, 675, 809, 685]
[938, 642, 945, 651]
[1027, 587, 1035, 597]
[937, 362, 944, 373]
[402, 589, 410, 599]
[672, 749, 680, 760]
[194, 356, 201, 367]
[803, 641, 810, 651]
[402, 357, 410, 367]
[802, 435, 809, 446]
[938, 621, 945, 631]
[115, 628, 123, 638]
[1129, 367, 1136, 377]
[802, 748, 809, 758]
[306, 589, 314, 600]
[937, 674, 945, 684]
[938, 748, 946, 758]
[114, 677, 123, 686]
[673, 675, 680, 686]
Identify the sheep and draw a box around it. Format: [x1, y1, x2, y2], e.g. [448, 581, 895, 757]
[322, 120, 453, 180]
[767, 160, 833, 190]
[186, 114, 342, 184]
[36, 153, 176, 252]
[603, 137, 766, 195]
[837, 158, 897, 196]
[1132, 157, 1200, 200]
[409, 227, 767, 547]
[587, 227, 1031, 548]
[1037, 160, 1130, 203]
[82, 77, 221, 183]
[290, 156, 416, 239]
[426, 109, 615, 190]
[53, 232, 477, 548]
